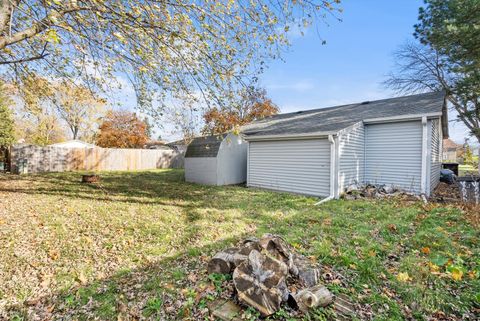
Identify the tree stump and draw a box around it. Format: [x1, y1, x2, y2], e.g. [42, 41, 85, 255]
[233, 250, 289, 316]
[81, 174, 100, 183]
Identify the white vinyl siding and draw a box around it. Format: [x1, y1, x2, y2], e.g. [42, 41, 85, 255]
[338, 123, 365, 192]
[185, 158, 217, 185]
[429, 118, 441, 193]
[248, 139, 331, 197]
[365, 121, 423, 193]
[216, 133, 248, 185]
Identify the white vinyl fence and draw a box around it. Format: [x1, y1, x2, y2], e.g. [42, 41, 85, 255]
[11, 145, 184, 174]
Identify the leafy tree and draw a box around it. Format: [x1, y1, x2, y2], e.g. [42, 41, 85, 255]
[202, 87, 279, 135]
[161, 97, 201, 142]
[143, 117, 153, 140]
[13, 74, 65, 145]
[385, 0, 480, 173]
[463, 144, 474, 166]
[0, 82, 14, 148]
[0, 0, 340, 112]
[96, 110, 149, 148]
[53, 80, 106, 141]
[414, 0, 479, 78]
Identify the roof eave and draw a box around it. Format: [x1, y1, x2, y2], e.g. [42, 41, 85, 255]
[244, 131, 338, 141]
[363, 112, 443, 124]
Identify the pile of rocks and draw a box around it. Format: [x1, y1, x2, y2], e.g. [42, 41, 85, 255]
[207, 235, 353, 318]
[343, 183, 421, 201]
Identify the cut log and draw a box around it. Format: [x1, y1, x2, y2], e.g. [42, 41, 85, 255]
[290, 254, 321, 287]
[292, 284, 334, 313]
[259, 234, 292, 263]
[233, 250, 288, 316]
[333, 294, 356, 319]
[207, 247, 248, 274]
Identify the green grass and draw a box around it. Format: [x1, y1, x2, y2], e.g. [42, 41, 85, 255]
[459, 164, 478, 176]
[0, 169, 478, 320]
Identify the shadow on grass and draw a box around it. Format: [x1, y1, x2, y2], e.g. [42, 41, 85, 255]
[3, 206, 334, 320]
[0, 169, 311, 210]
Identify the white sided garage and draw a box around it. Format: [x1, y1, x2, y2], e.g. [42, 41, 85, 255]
[242, 92, 448, 199]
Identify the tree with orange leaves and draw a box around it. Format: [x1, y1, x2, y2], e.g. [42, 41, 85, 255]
[202, 87, 279, 135]
[96, 111, 149, 148]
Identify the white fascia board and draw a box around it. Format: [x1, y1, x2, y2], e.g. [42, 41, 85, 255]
[244, 131, 338, 141]
[363, 112, 442, 124]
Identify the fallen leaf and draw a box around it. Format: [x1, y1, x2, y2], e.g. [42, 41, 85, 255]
[77, 272, 88, 285]
[421, 247, 430, 255]
[448, 267, 463, 281]
[396, 272, 411, 282]
[48, 249, 60, 260]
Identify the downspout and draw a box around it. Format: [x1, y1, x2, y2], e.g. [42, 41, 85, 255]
[315, 134, 336, 205]
[421, 116, 428, 195]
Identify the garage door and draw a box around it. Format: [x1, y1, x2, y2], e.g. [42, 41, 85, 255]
[248, 139, 331, 196]
[365, 121, 422, 192]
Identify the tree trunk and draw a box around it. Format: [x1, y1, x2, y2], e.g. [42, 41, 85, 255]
[477, 136, 480, 175]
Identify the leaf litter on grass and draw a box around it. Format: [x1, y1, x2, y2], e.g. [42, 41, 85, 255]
[0, 170, 479, 320]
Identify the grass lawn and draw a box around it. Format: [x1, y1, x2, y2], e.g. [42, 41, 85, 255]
[459, 164, 478, 177]
[0, 169, 478, 320]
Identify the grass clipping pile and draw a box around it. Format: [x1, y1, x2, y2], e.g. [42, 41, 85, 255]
[207, 234, 353, 319]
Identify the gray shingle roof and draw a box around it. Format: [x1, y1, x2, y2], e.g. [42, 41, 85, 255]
[242, 92, 446, 138]
[185, 134, 227, 158]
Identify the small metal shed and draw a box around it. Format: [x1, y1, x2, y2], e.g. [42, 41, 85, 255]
[184, 133, 247, 185]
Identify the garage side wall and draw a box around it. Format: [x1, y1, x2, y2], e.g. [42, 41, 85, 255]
[248, 139, 331, 197]
[338, 123, 365, 193]
[185, 157, 217, 185]
[216, 133, 248, 185]
[365, 121, 423, 193]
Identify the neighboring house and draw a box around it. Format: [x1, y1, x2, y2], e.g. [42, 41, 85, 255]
[167, 139, 190, 153]
[184, 133, 247, 186]
[242, 91, 448, 198]
[442, 138, 463, 162]
[49, 140, 96, 148]
[144, 140, 174, 150]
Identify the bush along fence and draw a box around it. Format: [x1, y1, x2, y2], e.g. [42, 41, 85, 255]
[11, 145, 184, 174]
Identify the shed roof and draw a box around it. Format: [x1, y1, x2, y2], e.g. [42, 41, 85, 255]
[242, 92, 447, 139]
[185, 134, 227, 158]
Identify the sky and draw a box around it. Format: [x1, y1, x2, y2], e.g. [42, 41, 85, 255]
[257, 0, 470, 145]
[115, 0, 470, 144]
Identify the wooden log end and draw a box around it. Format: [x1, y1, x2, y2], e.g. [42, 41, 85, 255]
[293, 285, 334, 313]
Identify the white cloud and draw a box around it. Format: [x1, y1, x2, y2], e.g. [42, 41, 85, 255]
[267, 79, 315, 92]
